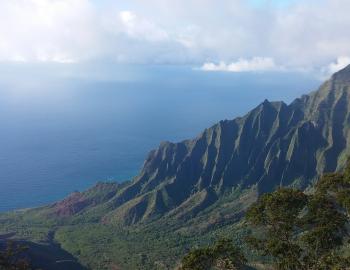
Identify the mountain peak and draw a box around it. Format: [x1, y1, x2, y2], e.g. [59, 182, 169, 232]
[337, 63, 350, 73]
[332, 64, 350, 83]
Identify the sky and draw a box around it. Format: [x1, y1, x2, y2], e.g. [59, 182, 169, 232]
[0, 0, 350, 76]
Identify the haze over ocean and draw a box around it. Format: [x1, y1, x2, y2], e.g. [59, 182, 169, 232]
[0, 64, 320, 212]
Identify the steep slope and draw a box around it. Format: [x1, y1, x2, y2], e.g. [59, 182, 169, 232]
[96, 66, 350, 224]
[27, 64, 350, 227]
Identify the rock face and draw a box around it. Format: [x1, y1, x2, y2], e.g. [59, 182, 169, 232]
[50, 65, 350, 225]
[51, 183, 120, 217]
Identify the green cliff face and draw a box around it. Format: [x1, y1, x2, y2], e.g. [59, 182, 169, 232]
[49, 65, 350, 226]
[2, 65, 350, 269]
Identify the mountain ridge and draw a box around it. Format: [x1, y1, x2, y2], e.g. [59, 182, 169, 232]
[2, 65, 350, 269]
[118, 65, 349, 223]
[27, 64, 350, 227]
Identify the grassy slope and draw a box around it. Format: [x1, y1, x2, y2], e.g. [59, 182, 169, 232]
[0, 187, 258, 270]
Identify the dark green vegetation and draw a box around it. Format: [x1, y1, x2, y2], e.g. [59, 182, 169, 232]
[1, 65, 350, 269]
[180, 239, 247, 270]
[180, 163, 350, 270]
[180, 165, 350, 270]
[246, 173, 350, 270]
[0, 241, 31, 270]
[0, 237, 87, 270]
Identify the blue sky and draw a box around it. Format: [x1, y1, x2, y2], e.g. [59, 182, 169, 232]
[0, 0, 348, 76]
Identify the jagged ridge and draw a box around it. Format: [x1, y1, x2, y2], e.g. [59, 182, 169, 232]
[44, 65, 350, 226]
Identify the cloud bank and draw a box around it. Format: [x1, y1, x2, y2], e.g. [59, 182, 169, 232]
[201, 58, 280, 72]
[0, 0, 350, 74]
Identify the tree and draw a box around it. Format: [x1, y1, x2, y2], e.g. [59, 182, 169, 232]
[180, 239, 247, 270]
[245, 188, 307, 270]
[300, 194, 348, 269]
[0, 241, 32, 270]
[246, 164, 350, 270]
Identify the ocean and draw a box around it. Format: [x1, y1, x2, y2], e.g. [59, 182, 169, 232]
[0, 64, 320, 212]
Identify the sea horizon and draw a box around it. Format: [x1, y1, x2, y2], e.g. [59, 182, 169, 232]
[0, 64, 321, 212]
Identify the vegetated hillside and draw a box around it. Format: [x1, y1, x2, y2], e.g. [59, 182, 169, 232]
[1, 65, 350, 269]
[180, 161, 350, 270]
[51, 64, 350, 225]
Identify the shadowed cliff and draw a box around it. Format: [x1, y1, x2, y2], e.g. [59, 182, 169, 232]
[33, 65, 350, 226]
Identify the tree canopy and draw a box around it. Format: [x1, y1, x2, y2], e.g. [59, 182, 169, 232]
[0, 241, 32, 270]
[181, 161, 350, 270]
[246, 163, 350, 270]
[180, 239, 247, 270]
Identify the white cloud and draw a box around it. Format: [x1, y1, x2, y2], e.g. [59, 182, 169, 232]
[327, 56, 350, 75]
[119, 11, 169, 42]
[201, 57, 279, 72]
[0, 0, 98, 63]
[0, 0, 350, 74]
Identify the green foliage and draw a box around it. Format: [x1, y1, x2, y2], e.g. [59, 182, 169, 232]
[0, 187, 253, 270]
[181, 247, 213, 270]
[315, 167, 350, 216]
[0, 241, 31, 270]
[180, 239, 247, 270]
[301, 195, 347, 259]
[246, 165, 350, 270]
[246, 188, 307, 270]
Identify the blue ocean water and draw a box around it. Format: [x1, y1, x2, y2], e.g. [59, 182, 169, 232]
[0, 65, 320, 212]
